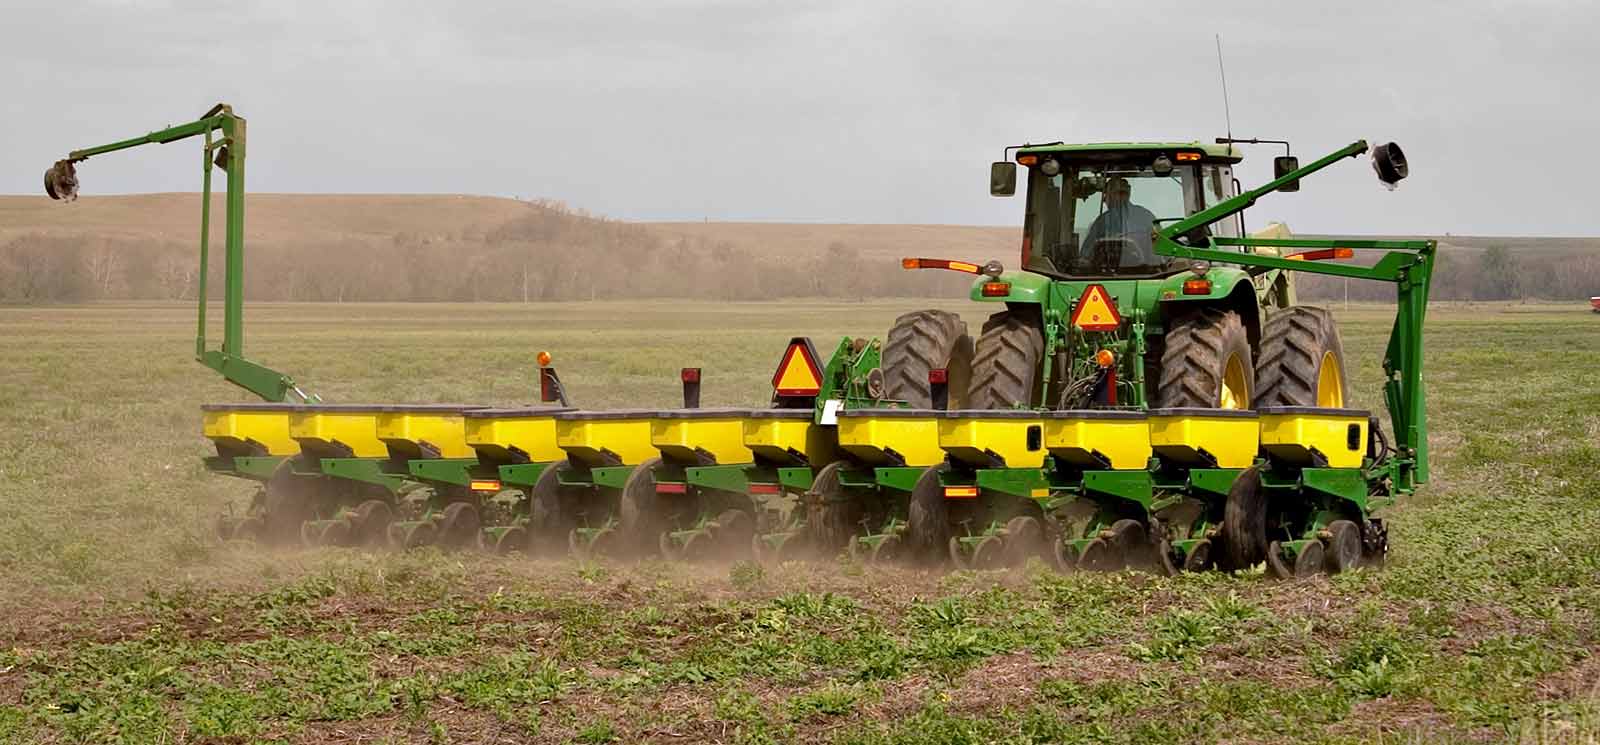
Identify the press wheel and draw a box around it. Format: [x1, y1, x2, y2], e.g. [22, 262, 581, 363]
[1182, 538, 1213, 572]
[231, 516, 264, 543]
[391, 522, 436, 550]
[1266, 540, 1294, 579]
[1294, 541, 1325, 578]
[1003, 516, 1046, 566]
[352, 500, 393, 546]
[658, 530, 680, 560]
[1051, 540, 1078, 572]
[1158, 539, 1182, 576]
[713, 509, 755, 559]
[1109, 519, 1149, 570]
[1324, 519, 1363, 574]
[436, 503, 481, 549]
[490, 526, 527, 554]
[1077, 538, 1121, 571]
[871, 534, 903, 563]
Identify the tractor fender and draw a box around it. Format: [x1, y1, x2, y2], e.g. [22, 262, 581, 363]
[1156, 267, 1263, 347]
[1153, 266, 1253, 304]
[968, 270, 1050, 304]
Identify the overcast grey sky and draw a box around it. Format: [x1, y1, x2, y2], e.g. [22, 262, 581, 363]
[4, 0, 1593, 235]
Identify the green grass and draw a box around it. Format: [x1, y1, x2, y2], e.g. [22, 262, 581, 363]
[1, 299, 1599, 743]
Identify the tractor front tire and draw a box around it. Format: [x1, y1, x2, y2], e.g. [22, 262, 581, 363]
[882, 310, 973, 408]
[1157, 308, 1254, 409]
[968, 309, 1046, 410]
[1254, 306, 1350, 408]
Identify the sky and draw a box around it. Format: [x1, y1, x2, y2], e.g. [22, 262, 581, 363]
[3, 0, 1593, 235]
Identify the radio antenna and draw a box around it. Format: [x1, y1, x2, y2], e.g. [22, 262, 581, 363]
[1215, 34, 1234, 151]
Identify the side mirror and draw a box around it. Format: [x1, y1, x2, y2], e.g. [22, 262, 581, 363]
[1371, 142, 1408, 187]
[990, 162, 1017, 197]
[1273, 155, 1300, 193]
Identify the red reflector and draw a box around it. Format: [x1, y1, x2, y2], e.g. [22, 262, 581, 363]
[749, 483, 781, 494]
[1182, 279, 1212, 295]
[1069, 284, 1122, 331]
[1020, 235, 1032, 267]
[681, 367, 701, 383]
[928, 368, 948, 384]
[655, 482, 687, 494]
[539, 368, 559, 402]
[772, 338, 824, 396]
[981, 281, 1011, 297]
[943, 486, 979, 499]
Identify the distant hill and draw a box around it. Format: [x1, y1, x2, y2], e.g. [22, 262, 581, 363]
[643, 221, 1020, 265]
[1, 193, 1595, 303]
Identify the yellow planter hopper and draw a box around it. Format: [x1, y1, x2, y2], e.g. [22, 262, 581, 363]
[936, 410, 1046, 469]
[836, 408, 944, 467]
[1043, 409, 1151, 470]
[374, 404, 484, 460]
[652, 408, 755, 465]
[202, 403, 301, 458]
[462, 407, 573, 464]
[555, 409, 659, 467]
[1148, 408, 1260, 469]
[1257, 406, 1370, 469]
[744, 409, 836, 466]
[287, 404, 392, 459]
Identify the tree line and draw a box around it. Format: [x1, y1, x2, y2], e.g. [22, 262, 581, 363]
[1, 201, 1593, 304]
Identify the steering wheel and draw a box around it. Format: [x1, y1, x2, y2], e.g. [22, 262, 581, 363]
[1090, 237, 1137, 273]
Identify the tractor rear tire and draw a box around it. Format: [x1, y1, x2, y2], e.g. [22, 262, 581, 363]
[1255, 306, 1350, 408]
[968, 309, 1046, 410]
[882, 310, 973, 408]
[1157, 308, 1254, 409]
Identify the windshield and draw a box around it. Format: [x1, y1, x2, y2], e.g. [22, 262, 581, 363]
[1024, 162, 1200, 277]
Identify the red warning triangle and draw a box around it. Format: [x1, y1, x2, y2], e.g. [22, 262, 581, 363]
[772, 338, 823, 396]
[1070, 284, 1122, 332]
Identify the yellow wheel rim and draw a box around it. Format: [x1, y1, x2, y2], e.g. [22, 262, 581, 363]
[1219, 353, 1250, 410]
[1317, 351, 1344, 408]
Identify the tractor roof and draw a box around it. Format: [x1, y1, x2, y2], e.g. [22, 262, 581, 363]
[1015, 141, 1243, 163]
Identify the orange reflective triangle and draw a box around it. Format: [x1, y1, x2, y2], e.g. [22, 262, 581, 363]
[1070, 284, 1122, 332]
[772, 338, 823, 396]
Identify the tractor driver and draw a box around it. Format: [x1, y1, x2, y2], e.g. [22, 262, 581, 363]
[1082, 176, 1158, 268]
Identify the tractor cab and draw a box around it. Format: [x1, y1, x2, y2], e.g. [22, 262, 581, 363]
[999, 143, 1245, 279]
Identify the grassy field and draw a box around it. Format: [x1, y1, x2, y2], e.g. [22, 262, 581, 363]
[1, 299, 1599, 744]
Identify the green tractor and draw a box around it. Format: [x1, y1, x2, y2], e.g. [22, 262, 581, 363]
[885, 140, 1348, 413]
